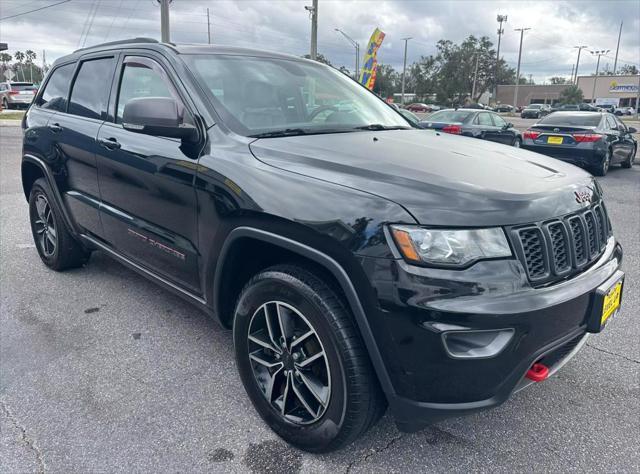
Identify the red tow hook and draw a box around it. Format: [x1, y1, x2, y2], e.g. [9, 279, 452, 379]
[526, 363, 549, 382]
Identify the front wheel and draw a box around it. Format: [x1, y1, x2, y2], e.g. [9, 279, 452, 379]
[592, 149, 611, 176]
[2, 98, 10, 110]
[233, 264, 385, 452]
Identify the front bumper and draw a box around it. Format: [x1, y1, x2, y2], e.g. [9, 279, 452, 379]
[357, 236, 623, 431]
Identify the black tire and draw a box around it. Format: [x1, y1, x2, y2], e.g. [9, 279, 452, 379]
[2, 98, 10, 110]
[621, 146, 636, 169]
[28, 178, 90, 270]
[513, 137, 522, 148]
[233, 264, 386, 453]
[592, 149, 611, 176]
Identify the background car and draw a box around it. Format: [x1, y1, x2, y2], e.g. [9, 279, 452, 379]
[419, 108, 522, 146]
[598, 104, 616, 114]
[0, 81, 38, 109]
[521, 103, 551, 118]
[521, 111, 637, 176]
[405, 102, 436, 113]
[615, 106, 635, 116]
[493, 104, 514, 113]
[397, 108, 425, 127]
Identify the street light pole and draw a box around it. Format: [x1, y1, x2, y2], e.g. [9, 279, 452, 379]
[493, 14, 507, 103]
[613, 21, 622, 74]
[513, 27, 531, 109]
[159, 0, 171, 43]
[207, 8, 211, 44]
[305, 1, 318, 60]
[573, 45, 587, 84]
[471, 53, 480, 101]
[590, 49, 610, 103]
[401, 37, 412, 105]
[335, 28, 360, 80]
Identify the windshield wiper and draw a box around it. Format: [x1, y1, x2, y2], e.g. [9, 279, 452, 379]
[249, 128, 309, 138]
[354, 124, 412, 131]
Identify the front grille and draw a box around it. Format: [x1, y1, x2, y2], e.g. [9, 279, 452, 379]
[510, 201, 612, 286]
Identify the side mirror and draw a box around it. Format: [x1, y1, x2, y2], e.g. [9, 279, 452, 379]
[122, 97, 197, 141]
[505, 122, 513, 129]
[628, 126, 637, 133]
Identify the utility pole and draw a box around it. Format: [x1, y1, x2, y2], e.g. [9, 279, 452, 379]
[158, 0, 171, 43]
[493, 14, 507, 103]
[635, 73, 639, 119]
[471, 53, 480, 101]
[528, 73, 533, 85]
[305, 1, 318, 60]
[207, 8, 211, 44]
[513, 27, 531, 109]
[590, 49, 610, 103]
[401, 37, 412, 105]
[573, 45, 587, 84]
[613, 21, 622, 74]
[335, 28, 359, 80]
[570, 63, 574, 82]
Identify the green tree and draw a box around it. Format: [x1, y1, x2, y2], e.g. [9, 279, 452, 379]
[25, 50, 36, 83]
[618, 64, 639, 75]
[13, 50, 25, 81]
[0, 52, 12, 81]
[302, 53, 332, 66]
[549, 76, 568, 84]
[559, 85, 584, 104]
[372, 64, 400, 98]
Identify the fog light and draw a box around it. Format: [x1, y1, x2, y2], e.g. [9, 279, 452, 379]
[442, 329, 515, 359]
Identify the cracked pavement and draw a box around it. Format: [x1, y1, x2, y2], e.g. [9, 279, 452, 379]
[1, 123, 639, 473]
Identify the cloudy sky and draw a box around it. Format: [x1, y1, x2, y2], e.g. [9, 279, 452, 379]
[1, 0, 639, 83]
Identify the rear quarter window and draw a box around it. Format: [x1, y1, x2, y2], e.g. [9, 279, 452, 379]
[39, 63, 75, 111]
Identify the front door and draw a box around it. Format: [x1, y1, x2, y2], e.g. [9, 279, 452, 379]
[95, 55, 201, 293]
[490, 113, 516, 145]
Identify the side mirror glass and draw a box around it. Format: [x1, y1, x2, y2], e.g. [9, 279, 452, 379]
[628, 126, 637, 133]
[122, 97, 197, 141]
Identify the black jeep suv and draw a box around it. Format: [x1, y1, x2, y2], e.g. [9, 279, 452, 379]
[22, 39, 624, 452]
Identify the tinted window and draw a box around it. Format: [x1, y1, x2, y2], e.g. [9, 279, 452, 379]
[605, 116, 618, 130]
[427, 110, 473, 123]
[40, 63, 75, 111]
[475, 112, 493, 126]
[492, 114, 507, 127]
[613, 115, 626, 131]
[539, 113, 602, 127]
[116, 60, 174, 123]
[527, 104, 542, 109]
[68, 58, 115, 120]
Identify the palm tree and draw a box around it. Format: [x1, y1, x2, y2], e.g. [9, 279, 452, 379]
[0, 53, 12, 80]
[25, 50, 36, 83]
[13, 51, 25, 81]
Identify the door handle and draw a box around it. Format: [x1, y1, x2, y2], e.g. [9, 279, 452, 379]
[48, 122, 63, 133]
[98, 137, 121, 150]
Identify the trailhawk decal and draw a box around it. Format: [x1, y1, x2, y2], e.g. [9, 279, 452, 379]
[127, 228, 186, 261]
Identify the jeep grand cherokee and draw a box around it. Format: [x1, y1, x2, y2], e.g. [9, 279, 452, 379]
[21, 38, 624, 452]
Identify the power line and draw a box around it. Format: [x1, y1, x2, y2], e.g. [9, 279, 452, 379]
[0, 0, 72, 21]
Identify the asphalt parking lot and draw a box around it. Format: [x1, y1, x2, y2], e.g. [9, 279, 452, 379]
[1, 122, 638, 473]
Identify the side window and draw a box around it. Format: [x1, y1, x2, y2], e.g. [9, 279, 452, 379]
[605, 116, 618, 130]
[68, 57, 115, 120]
[39, 63, 75, 111]
[614, 116, 626, 131]
[492, 113, 507, 127]
[475, 112, 493, 126]
[116, 58, 175, 123]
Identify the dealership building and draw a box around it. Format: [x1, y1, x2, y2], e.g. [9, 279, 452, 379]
[496, 74, 639, 108]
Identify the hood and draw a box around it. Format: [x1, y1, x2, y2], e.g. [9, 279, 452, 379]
[249, 129, 599, 226]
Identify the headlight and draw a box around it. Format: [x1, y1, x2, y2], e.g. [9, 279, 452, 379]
[390, 225, 512, 267]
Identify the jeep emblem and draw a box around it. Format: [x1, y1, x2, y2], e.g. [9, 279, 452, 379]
[574, 189, 593, 204]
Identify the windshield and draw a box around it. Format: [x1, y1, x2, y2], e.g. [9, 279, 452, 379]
[183, 54, 409, 137]
[538, 113, 602, 126]
[427, 110, 473, 123]
[527, 104, 543, 109]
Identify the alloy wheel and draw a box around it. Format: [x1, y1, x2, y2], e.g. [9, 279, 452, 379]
[603, 150, 611, 174]
[247, 301, 331, 425]
[34, 194, 57, 257]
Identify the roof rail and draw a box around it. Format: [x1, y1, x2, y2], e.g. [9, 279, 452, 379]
[73, 37, 159, 54]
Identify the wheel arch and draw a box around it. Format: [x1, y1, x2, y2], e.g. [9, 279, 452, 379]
[212, 226, 396, 397]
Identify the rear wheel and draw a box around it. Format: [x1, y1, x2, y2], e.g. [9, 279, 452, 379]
[2, 98, 9, 110]
[28, 178, 90, 270]
[513, 137, 522, 148]
[592, 149, 611, 176]
[233, 264, 385, 452]
[621, 146, 636, 168]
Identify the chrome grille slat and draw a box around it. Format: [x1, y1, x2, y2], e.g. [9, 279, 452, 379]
[511, 202, 611, 287]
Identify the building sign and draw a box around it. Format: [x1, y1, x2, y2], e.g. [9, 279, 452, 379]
[609, 81, 639, 93]
[595, 97, 620, 106]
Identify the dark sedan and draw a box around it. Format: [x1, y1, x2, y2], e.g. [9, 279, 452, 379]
[420, 108, 522, 146]
[521, 103, 551, 119]
[521, 112, 637, 176]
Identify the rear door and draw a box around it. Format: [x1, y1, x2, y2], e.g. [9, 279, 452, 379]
[95, 54, 201, 293]
[47, 55, 117, 236]
[604, 114, 626, 163]
[473, 112, 501, 142]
